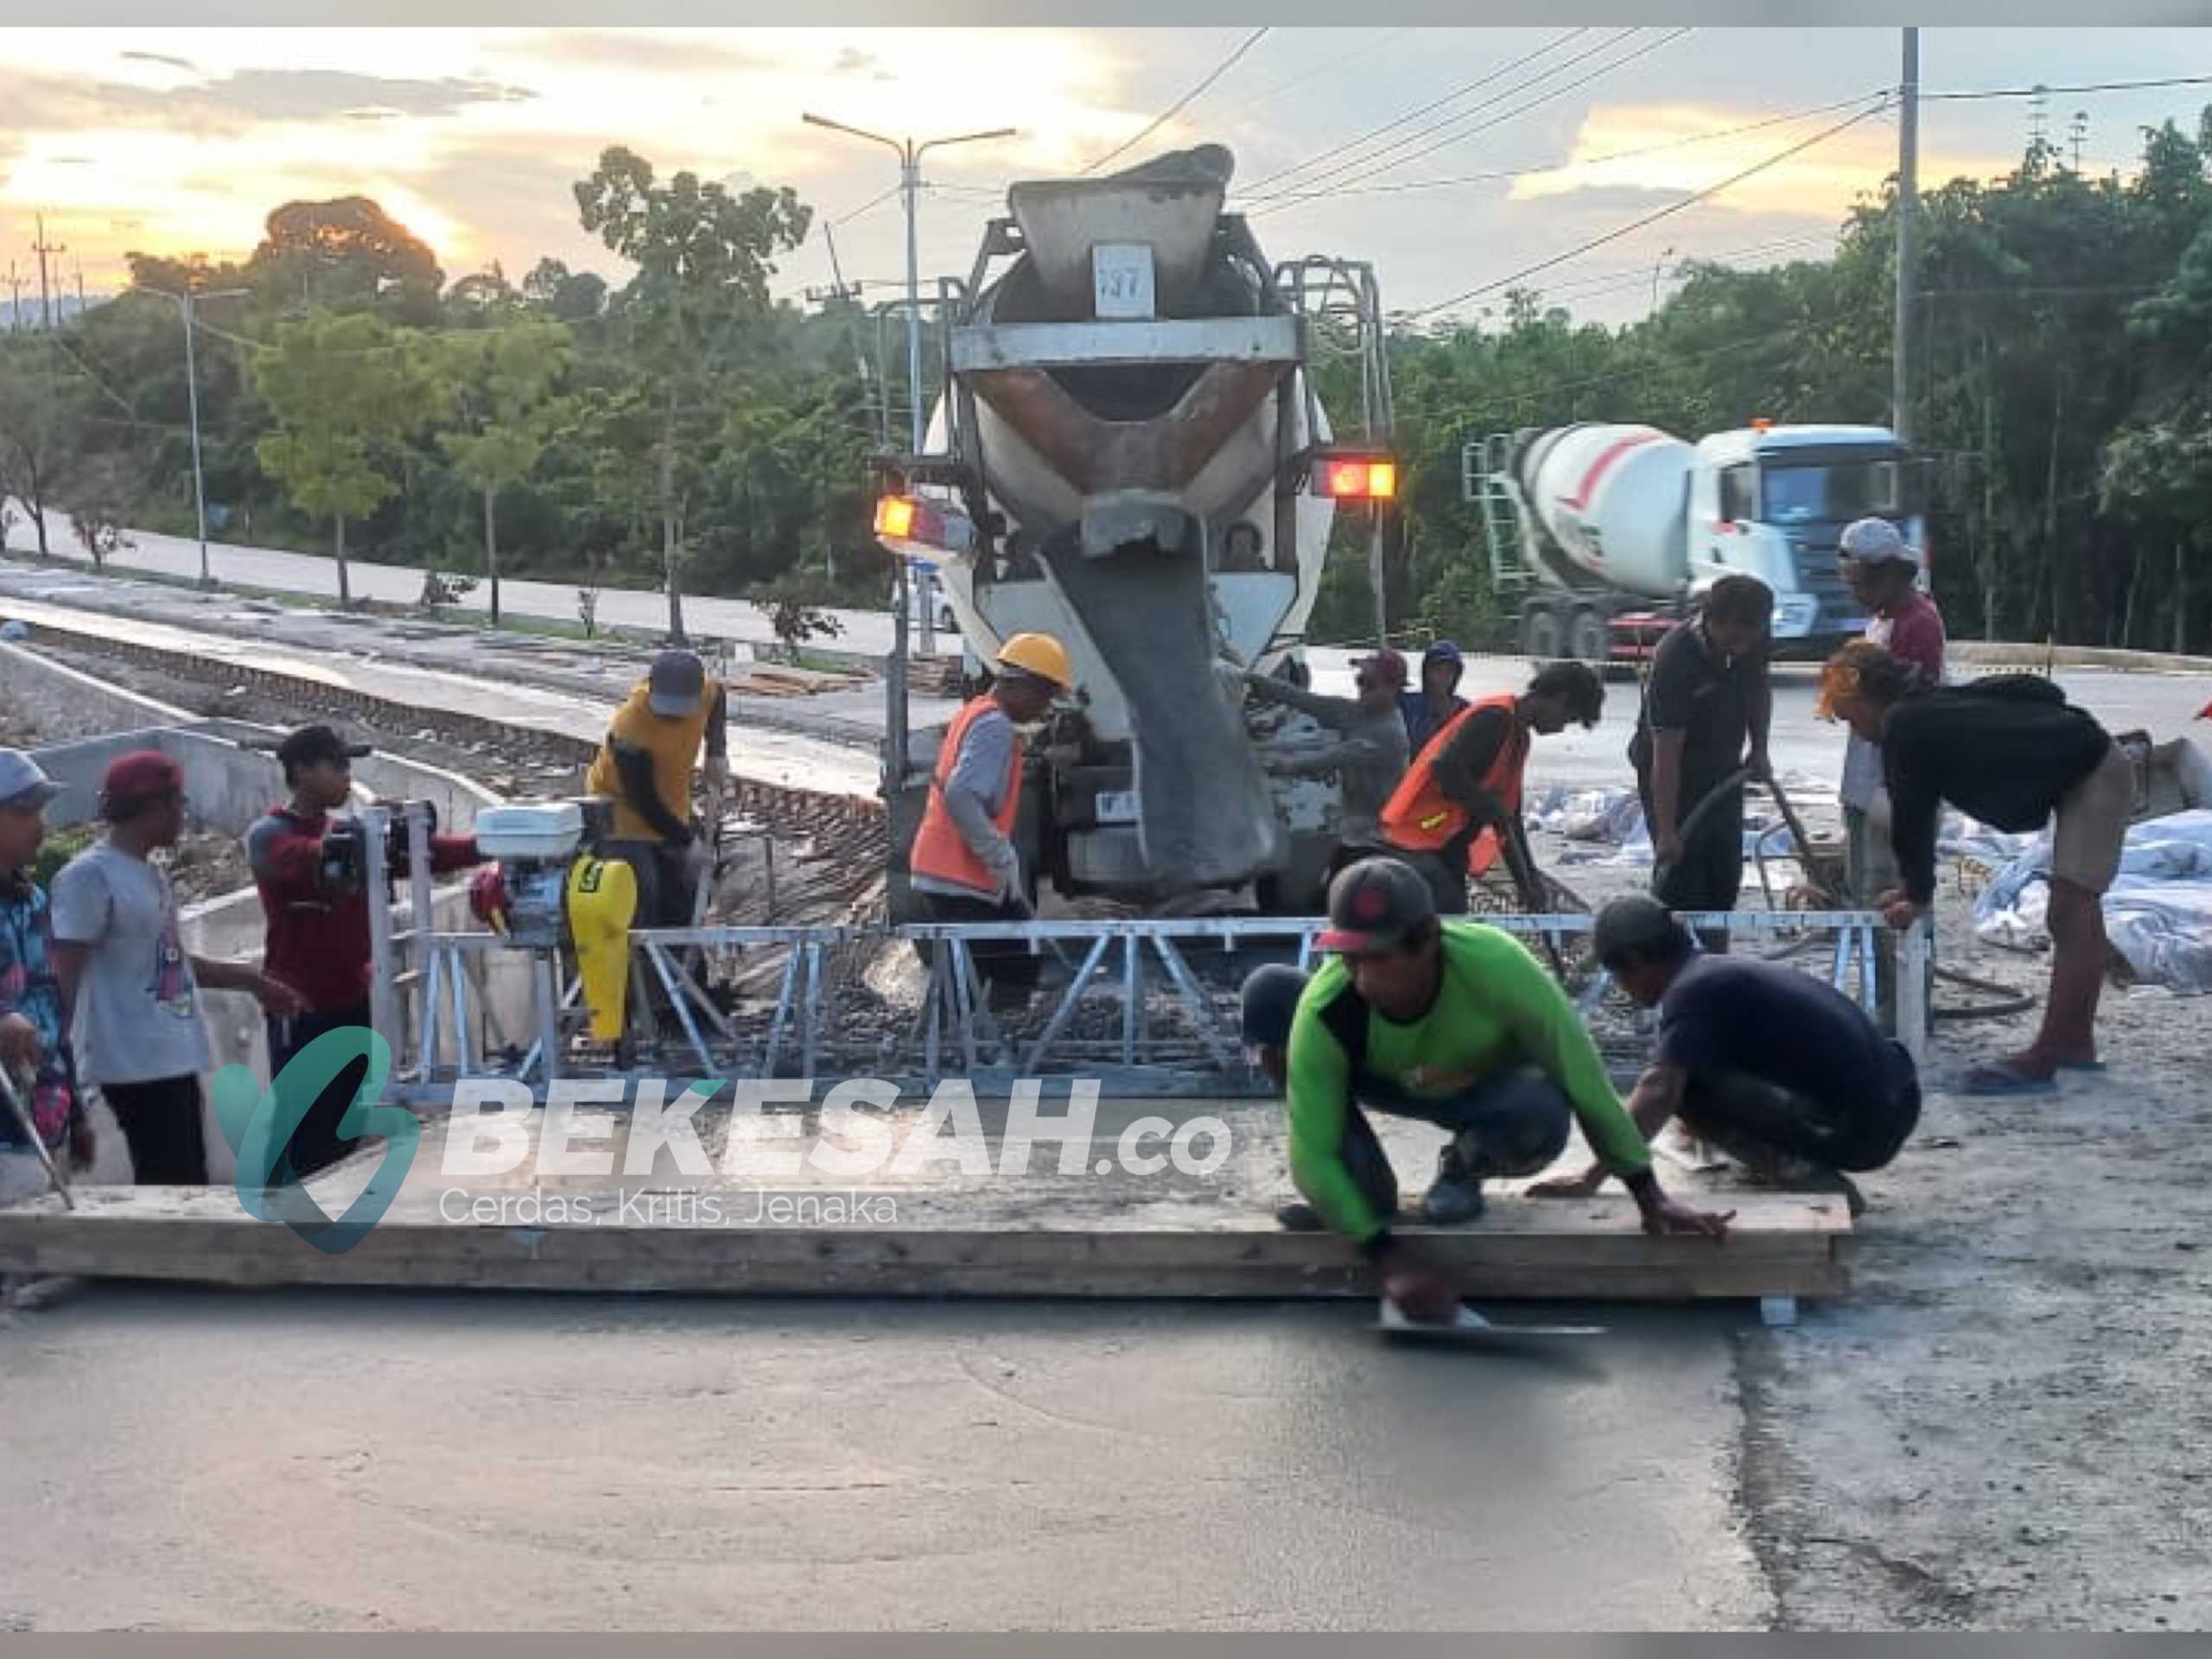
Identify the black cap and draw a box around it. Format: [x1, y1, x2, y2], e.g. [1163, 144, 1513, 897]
[1239, 963, 1309, 1050]
[1592, 895, 1691, 966]
[1316, 856, 1436, 954]
[276, 724, 372, 772]
[648, 650, 706, 716]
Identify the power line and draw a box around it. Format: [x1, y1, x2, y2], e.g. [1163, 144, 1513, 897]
[1254, 27, 1695, 208]
[1241, 28, 1596, 199]
[1924, 73, 2212, 102]
[1251, 91, 1879, 205]
[1210, 29, 1420, 118]
[1407, 99, 1889, 321]
[1080, 26, 1272, 176]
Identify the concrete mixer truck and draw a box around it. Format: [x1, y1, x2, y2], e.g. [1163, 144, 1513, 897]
[1465, 421, 1924, 666]
[871, 144, 1395, 915]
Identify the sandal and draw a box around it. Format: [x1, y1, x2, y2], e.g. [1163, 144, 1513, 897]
[1961, 1060, 2059, 1096]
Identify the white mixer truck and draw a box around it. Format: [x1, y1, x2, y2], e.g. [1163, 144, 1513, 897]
[1465, 421, 1923, 665]
[872, 144, 1395, 914]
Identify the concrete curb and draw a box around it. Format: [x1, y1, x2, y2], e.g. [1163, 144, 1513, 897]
[1946, 641, 2212, 676]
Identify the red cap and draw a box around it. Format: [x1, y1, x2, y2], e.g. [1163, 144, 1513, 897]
[1356, 648, 1409, 689]
[2198, 698, 2210, 721]
[99, 749, 185, 809]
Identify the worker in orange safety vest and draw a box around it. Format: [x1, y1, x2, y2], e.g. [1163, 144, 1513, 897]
[909, 632, 1073, 1007]
[1378, 660, 1605, 915]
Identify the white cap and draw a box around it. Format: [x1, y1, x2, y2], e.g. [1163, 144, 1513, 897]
[0, 750, 64, 809]
[1840, 518, 1915, 565]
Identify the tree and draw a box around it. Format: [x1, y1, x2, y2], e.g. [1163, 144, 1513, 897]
[423, 321, 572, 626]
[0, 338, 92, 558]
[252, 312, 425, 607]
[521, 257, 608, 323]
[575, 145, 810, 640]
[246, 197, 444, 320]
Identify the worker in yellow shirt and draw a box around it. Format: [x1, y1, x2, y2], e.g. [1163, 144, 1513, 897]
[584, 649, 729, 927]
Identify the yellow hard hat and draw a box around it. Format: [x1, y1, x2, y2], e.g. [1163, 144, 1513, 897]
[995, 632, 1072, 690]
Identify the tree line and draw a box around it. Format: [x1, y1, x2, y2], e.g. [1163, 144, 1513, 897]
[2, 111, 2209, 654]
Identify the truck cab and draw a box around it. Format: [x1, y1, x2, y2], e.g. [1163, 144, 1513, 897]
[1688, 423, 1922, 642]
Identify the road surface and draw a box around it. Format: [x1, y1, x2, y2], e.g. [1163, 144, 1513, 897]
[3, 504, 947, 660]
[0, 1287, 1764, 1630]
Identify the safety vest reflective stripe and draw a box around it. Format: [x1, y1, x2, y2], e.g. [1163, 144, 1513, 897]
[910, 696, 1022, 894]
[1379, 693, 1528, 873]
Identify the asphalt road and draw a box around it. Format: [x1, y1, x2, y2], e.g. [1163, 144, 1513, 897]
[3, 506, 938, 659]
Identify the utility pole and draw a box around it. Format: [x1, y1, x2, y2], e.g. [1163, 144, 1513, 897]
[3, 264, 23, 331]
[1892, 28, 1919, 449]
[131, 280, 250, 588]
[73, 263, 86, 319]
[32, 215, 66, 333]
[801, 113, 1015, 793]
[1649, 245, 1675, 317]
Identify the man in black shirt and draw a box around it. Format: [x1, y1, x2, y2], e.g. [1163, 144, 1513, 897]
[1820, 641, 2133, 1094]
[1532, 896, 1920, 1215]
[1630, 575, 1774, 948]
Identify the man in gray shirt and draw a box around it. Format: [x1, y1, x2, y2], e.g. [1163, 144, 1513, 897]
[51, 750, 303, 1184]
[1244, 647, 1412, 861]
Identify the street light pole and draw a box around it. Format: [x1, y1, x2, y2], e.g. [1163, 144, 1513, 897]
[133, 282, 248, 589]
[801, 113, 1014, 794]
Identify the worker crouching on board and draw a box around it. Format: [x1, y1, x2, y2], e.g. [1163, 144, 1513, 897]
[584, 649, 731, 930]
[1530, 897, 1921, 1220]
[908, 632, 1073, 1010]
[1377, 660, 1605, 915]
[1820, 641, 2133, 1096]
[1239, 858, 1732, 1322]
[246, 725, 483, 1183]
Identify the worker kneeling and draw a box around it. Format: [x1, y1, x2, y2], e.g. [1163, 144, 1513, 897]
[909, 632, 1072, 1008]
[1533, 897, 1921, 1217]
[1241, 858, 1731, 1320]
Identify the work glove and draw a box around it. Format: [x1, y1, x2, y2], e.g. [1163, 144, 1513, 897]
[981, 839, 1025, 906]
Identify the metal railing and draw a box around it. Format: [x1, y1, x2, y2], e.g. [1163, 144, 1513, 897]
[359, 813, 1926, 1104]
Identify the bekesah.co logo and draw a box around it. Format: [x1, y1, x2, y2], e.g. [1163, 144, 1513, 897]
[212, 1027, 419, 1254]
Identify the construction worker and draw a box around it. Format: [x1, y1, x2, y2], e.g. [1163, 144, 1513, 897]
[584, 649, 730, 929]
[245, 725, 483, 1184]
[908, 632, 1072, 1007]
[1378, 660, 1605, 914]
[1821, 639, 2134, 1096]
[1630, 575, 1774, 950]
[1239, 858, 1731, 1322]
[0, 751, 93, 1207]
[50, 751, 303, 1185]
[1243, 647, 1411, 863]
[1836, 518, 1948, 905]
[1399, 639, 1469, 754]
[1530, 897, 1922, 1217]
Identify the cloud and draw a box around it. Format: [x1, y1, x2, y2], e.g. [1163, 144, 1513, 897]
[119, 51, 199, 73]
[500, 29, 780, 78]
[183, 68, 537, 124]
[0, 66, 534, 139]
[831, 47, 894, 82]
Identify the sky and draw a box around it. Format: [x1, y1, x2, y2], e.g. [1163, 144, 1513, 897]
[0, 26, 2208, 328]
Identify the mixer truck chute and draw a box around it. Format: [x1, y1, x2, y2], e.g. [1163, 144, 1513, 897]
[1465, 421, 1924, 667]
[879, 143, 1394, 917]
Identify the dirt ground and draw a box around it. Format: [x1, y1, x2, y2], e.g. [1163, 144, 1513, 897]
[1541, 820, 2212, 1631]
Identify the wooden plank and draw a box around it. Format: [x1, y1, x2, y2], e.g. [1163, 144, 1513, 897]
[0, 1184, 1847, 1302]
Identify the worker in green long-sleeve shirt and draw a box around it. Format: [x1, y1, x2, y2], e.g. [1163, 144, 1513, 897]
[1242, 857, 1733, 1321]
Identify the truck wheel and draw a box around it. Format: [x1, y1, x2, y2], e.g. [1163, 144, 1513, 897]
[1521, 607, 1564, 659]
[1570, 609, 1608, 665]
